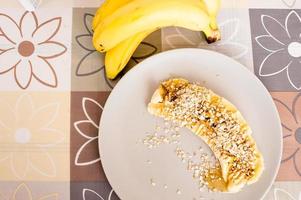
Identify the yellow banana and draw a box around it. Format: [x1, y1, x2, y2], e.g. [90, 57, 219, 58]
[95, 0, 202, 31]
[93, 0, 220, 52]
[93, 0, 221, 79]
[202, 0, 221, 17]
[105, 30, 154, 79]
[92, 0, 156, 79]
[92, 0, 133, 31]
[92, 0, 133, 51]
[201, 0, 221, 30]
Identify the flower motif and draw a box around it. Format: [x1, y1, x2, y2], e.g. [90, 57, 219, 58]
[255, 11, 301, 90]
[274, 188, 300, 200]
[0, 94, 63, 179]
[75, 13, 157, 89]
[273, 93, 301, 176]
[0, 11, 66, 89]
[9, 183, 58, 200]
[74, 97, 103, 166]
[75, 14, 104, 77]
[281, 0, 297, 8]
[165, 18, 248, 60]
[82, 189, 115, 200]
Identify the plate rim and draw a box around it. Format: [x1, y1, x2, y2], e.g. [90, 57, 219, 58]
[99, 48, 283, 200]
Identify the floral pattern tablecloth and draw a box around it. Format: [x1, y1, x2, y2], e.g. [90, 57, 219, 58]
[0, 0, 300, 199]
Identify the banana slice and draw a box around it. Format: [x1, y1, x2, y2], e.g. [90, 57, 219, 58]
[148, 78, 264, 192]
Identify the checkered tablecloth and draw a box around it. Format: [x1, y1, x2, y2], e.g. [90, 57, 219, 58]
[0, 0, 300, 199]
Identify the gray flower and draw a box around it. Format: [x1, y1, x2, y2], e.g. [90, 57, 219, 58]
[75, 13, 157, 89]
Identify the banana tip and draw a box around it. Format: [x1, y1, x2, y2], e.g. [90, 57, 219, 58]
[206, 30, 221, 44]
[206, 36, 218, 44]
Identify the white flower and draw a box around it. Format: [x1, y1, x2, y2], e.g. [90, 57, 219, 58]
[165, 18, 248, 60]
[74, 97, 103, 166]
[82, 189, 114, 200]
[255, 11, 301, 90]
[10, 183, 58, 200]
[0, 94, 63, 179]
[274, 188, 301, 200]
[281, 0, 297, 7]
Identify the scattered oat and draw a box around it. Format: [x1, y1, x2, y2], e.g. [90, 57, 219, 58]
[150, 178, 156, 186]
[147, 160, 152, 164]
[163, 184, 168, 189]
[154, 79, 259, 189]
[176, 189, 181, 195]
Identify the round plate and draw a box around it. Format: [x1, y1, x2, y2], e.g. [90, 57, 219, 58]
[99, 48, 282, 200]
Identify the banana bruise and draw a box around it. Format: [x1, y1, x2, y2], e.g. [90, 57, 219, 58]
[93, 0, 220, 52]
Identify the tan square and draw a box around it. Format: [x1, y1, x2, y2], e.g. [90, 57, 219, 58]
[0, 92, 70, 181]
[0, 182, 69, 199]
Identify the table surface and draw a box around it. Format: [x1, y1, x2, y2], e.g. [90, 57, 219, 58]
[0, 0, 300, 199]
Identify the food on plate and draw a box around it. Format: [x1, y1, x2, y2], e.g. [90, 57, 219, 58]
[92, 0, 221, 79]
[148, 78, 264, 192]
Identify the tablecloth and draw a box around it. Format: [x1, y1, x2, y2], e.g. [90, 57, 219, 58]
[0, 0, 300, 199]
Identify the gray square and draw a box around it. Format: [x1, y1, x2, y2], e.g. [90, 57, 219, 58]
[250, 9, 301, 91]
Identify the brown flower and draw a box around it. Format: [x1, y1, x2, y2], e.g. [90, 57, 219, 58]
[0, 11, 66, 89]
[274, 93, 301, 176]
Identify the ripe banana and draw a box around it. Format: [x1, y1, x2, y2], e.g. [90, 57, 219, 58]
[105, 30, 154, 79]
[92, 0, 132, 52]
[95, 0, 204, 31]
[93, 0, 221, 52]
[202, 0, 220, 17]
[92, 0, 133, 31]
[202, 0, 221, 30]
[92, 0, 221, 79]
[92, 0, 157, 79]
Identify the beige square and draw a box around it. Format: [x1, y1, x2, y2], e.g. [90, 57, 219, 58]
[0, 92, 70, 181]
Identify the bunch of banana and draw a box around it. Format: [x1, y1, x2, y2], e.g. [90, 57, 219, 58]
[92, 0, 221, 79]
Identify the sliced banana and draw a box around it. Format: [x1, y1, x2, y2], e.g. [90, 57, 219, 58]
[148, 78, 264, 192]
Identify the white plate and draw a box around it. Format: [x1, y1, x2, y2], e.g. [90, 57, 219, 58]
[99, 48, 282, 200]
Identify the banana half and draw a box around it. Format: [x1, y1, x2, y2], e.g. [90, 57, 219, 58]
[148, 78, 264, 192]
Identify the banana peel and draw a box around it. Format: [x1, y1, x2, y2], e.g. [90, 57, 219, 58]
[93, 0, 222, 79]
[105, 30, 154, 79]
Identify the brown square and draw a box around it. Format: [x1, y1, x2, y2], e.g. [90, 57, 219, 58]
[70, 91, 110, 181]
